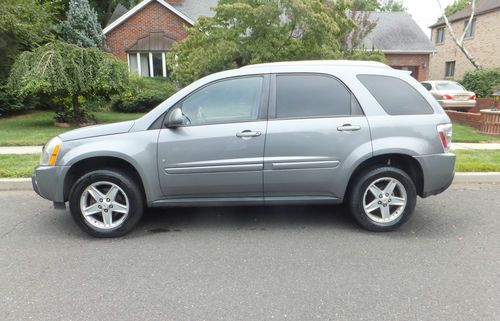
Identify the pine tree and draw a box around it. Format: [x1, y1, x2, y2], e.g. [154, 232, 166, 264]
[60, 0, 105, 48]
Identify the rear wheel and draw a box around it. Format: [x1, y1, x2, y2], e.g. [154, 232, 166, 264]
[69, 169, 144, 238]
[348, 166, 416, 232]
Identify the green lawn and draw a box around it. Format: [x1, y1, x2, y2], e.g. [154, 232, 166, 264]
[1, 150, 498, 178]
[0, 154, 40, 178]
[453, 123, 500, 143]
[0, 111, 145, 146]
[454, 150, 500, 172]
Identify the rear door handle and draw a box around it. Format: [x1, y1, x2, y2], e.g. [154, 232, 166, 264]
[236, 130, 262, 138]
[337, 124, 361, 132]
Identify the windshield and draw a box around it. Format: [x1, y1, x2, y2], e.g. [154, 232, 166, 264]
[436, 82, 465, 91]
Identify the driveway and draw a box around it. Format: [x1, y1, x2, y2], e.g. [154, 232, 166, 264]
[1, 182, 499, 321]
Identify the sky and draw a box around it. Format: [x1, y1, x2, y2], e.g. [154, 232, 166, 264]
[402, 0, 456, 36]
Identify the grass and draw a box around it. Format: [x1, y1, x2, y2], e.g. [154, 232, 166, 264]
[453, 123, 500, 143]
[0, 110, 145, 146]
[0, 154, 40, 178]
[454, 150, 500, 172]
[1, 150, 499, 178]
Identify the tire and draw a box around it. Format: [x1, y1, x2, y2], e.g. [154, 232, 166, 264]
[348, 166, 417, 232]
[68, 169, 144, 238]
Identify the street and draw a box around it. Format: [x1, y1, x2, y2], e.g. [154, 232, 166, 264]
[1, 182, 499, 321]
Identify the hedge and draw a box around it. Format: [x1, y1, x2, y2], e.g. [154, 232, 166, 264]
[461, 68, 500, 98]
[111, 77, 178, 113]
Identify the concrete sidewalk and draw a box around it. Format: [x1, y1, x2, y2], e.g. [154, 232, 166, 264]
[0, 146, 42, 154]
[0, 143, 500, 155]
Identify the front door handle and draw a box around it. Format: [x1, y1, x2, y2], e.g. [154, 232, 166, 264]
[337, 124, 361, 132]
[236, 130, 262, 138]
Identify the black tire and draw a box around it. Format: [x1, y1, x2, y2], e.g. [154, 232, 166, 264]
[68, 169, 144, 238]
[348, 166, 417, 232]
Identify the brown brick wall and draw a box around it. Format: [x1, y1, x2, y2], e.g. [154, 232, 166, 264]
[385, 54, 431, 81]
[446, 110, 483, 129]
[105, 1, 190, 61]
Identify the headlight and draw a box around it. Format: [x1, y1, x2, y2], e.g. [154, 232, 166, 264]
[40, 136, 62, 166]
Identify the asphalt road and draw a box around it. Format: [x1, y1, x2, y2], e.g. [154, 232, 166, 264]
[1, 182, 499, 321]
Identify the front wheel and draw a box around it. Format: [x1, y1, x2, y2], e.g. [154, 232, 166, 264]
[348, 166, 417, 232]
[68, 169, 144, 238]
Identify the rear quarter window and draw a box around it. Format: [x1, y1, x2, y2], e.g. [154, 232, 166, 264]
[357, 75, 434, 115]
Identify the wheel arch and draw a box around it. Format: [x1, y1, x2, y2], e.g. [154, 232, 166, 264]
[345, 153, 425, 198]
[63, 156, 147, 203]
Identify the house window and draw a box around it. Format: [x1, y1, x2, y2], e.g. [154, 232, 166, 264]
[464, 18, 476, 38]
[127, 52, 168, 77]
[436, 27, 445, 44]
[445, 61, 455, 77]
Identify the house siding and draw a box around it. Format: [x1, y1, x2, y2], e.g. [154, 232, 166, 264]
[105, 1, 189, 61]
[429, 9, 500, 80]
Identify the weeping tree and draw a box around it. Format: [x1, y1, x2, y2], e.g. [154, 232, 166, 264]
[60, 0, 105, 48]
[9, 41, 128, 123]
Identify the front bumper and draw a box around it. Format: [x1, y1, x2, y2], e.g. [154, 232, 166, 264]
[32, 165, 70, 203]
[413, 153, 456, 198]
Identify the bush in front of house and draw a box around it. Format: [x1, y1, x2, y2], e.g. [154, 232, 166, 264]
[461, 68, 500, 98]
[111, 77, 178, 113]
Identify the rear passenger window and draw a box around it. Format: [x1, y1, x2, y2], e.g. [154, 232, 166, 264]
[357, 75, 434, 115]
[276, 75, 352, 118]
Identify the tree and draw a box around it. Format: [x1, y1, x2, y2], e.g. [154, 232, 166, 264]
[89, 0, 141, 27]
[169, 0, 385, 86]
[445, 0, 469, 16]
[9, 41, 129, 123]
[353, 0, 406, 11]
[436, 0, 480, 69]
[60, 0, 105, 48]
[0, 0, 57, 115]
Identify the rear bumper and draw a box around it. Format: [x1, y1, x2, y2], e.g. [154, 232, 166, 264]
[32, 165, 70, 203]
[438, 100, 476, 109]
[413, 153, 456, 198]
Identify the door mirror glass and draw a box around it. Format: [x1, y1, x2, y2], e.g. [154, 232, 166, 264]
[166, 108, 184, 128]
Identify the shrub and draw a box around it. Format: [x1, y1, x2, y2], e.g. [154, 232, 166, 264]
[111, 77, 178, 113]
[461, 68, 500, 98]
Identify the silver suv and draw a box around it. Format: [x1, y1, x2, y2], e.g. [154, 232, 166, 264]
[32, 61, 455, 237]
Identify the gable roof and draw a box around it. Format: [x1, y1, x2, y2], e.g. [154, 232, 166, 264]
[361, 11, 436, 54]
[430, 0, 500, 28]
[171, 0, 218, 22]
[103, 0, 198, 35]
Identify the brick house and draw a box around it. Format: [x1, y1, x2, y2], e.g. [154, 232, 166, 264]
[429, 0, 500, 80]
[103, 0, 217, 77]
[104, 1, 436, 81]
[360, 12, 436, 81]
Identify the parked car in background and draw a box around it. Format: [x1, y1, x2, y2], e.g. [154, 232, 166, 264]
[421, 80, 476, 111]
[32, 61, 455, 238]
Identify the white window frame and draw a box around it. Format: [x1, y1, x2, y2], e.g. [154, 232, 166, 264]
[127, 52, 168, 77]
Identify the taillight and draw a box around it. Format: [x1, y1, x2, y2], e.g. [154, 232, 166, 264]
[442, 94, 452, 100]
[437, 123, 452, 152]
[470, 94, 476, 100]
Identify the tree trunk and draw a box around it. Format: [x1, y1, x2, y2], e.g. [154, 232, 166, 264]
[72, 94, 80, 123]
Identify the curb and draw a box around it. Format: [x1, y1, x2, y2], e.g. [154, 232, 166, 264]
[1, 173, 499, 192]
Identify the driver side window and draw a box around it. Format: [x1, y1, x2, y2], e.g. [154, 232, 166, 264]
[180, 76, 263, 126]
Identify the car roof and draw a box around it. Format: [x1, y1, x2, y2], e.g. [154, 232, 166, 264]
[241, 60, 390, 70]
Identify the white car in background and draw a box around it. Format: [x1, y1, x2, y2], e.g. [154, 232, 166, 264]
[421, 80, 476, 112]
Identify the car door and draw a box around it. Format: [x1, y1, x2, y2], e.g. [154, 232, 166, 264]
[157, 75, 269, 199]
[263, 73, 372, 200]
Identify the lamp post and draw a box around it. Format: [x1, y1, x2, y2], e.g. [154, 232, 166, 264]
[491, 88, 500, 111]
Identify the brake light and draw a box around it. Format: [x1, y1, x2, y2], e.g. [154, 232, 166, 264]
[470, 94, 476, 100]
[442, 95, 452, 100]
[437, 124, 452, 152]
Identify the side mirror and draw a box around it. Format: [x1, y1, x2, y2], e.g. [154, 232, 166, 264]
[166, 108, 184, 128]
